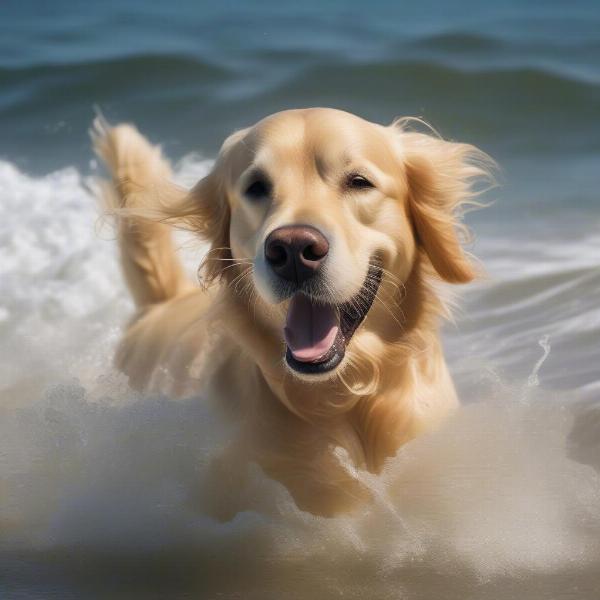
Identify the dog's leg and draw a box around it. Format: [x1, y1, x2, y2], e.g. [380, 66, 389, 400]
[92, 119, 191, 307]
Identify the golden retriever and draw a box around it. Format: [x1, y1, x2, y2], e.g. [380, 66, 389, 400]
[93, 108, 490, 517]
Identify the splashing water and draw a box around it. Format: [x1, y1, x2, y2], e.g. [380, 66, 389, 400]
[528, 335, 551, 389]
[1, 159, 600, 599]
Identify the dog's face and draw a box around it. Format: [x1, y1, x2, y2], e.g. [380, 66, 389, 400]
[186, 108, 484, 381]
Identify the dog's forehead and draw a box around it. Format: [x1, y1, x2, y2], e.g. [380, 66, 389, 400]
[246, 109, 392, 169]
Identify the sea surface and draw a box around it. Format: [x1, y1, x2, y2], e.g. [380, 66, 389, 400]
[1, 1, 600, 598]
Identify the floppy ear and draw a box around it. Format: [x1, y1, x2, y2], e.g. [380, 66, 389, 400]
[397, 123, 492, 283]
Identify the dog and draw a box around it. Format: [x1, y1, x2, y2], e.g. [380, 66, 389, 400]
[93, 108, 490, 517]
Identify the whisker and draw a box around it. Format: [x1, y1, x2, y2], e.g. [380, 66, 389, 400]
[231, 267, 255, 296]
[203, 257, 253, 263]
[204, 246, 235, 254]
[229, 265, 253, 290]
[373, 294, 405, 329]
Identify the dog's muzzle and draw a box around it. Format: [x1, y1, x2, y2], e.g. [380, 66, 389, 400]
[263, 226, 382, 376]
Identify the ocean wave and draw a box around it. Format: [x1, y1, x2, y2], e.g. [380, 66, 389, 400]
[271, 58, 600, 105]
[1, 158, 600, 597]
[0, 53, 231, 115]
[1, 52, 598, 112]
[0, 53, 231, 82]
[412, 31, 507, 52]
[412, 28, 600, 54]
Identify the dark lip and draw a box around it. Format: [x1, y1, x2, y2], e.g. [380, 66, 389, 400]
[285, 259, 383, 375]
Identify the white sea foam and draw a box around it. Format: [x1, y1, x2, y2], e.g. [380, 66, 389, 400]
[1, 159, 599, 598]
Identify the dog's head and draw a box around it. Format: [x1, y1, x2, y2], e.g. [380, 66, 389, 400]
[174, 108, 489, 384]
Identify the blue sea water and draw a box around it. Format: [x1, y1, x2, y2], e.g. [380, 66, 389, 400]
[1, 2, 600, 598]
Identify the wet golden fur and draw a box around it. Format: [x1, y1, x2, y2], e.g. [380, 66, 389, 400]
[93, 108, 491, 516]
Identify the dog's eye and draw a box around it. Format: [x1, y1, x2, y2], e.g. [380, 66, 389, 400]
[347, 174, 375, 190]
[245, 178, 271, 200]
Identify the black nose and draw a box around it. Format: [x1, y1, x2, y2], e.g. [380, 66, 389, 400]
[265, 225, 329, 285]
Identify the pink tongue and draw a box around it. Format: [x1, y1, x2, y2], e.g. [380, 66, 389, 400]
[284, 294, 339, 363]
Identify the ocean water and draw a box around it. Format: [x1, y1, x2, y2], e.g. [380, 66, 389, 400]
[1, 2, 600, 598]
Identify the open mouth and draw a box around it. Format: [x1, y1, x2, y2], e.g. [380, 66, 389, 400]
[283, 260, 383, 375]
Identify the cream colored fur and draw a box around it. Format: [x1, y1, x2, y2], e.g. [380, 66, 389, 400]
[93, 108, 491, 517]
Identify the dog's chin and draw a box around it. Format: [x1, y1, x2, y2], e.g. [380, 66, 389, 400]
[281, 260, 383, 380]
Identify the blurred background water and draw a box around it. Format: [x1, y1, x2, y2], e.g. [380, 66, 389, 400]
[1, 1, 600, 598]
